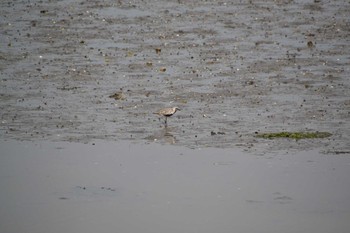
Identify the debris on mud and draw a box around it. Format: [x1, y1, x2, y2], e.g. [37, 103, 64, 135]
[109, 92, 126, 101]
[211, 131, 225, 136]
[155, 48, 161, 54]
[57, 86, 80, 91]
[307, 41, 314, 48]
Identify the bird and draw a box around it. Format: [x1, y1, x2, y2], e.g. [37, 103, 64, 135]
[154, 107, 180, 126]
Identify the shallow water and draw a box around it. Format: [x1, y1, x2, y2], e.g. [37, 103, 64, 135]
[1, 140, 350, 233]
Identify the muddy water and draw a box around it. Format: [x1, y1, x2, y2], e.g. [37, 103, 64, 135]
[1, 140, 350, 233]
[0, 1, 349, 152]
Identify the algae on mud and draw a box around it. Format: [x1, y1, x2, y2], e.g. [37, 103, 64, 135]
[257, 131, 332, 140]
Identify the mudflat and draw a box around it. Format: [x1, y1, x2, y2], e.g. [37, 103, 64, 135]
[0, 0, 349, 153]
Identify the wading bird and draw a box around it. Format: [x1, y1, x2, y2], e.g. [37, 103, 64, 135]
[154, 107, 180, 127]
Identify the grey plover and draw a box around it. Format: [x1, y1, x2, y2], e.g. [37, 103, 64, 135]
[154, 107, 180, 126]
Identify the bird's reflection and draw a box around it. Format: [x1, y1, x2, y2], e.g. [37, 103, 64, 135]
[163, 127, 176, 144]
[147, 127, 177, 144]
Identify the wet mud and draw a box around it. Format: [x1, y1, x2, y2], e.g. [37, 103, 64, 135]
[1, 0, 349, 153]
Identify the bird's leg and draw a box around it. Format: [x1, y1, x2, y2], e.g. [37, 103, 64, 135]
[164, 117, 168, 127]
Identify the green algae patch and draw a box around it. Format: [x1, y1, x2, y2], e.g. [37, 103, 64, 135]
[256, 131, 332, 140]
